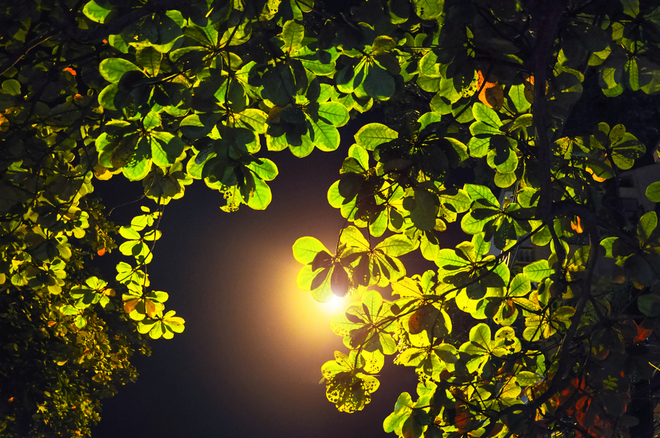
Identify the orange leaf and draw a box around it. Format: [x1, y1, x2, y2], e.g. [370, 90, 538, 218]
[145, 299, 157, 318]
[477, 70, 503, 109]
[570, 216, 583, 233]
[476, 69, 485, 89]
[123, 299, 139, 314]
[63, 67, 77, 76]
[574, 395, 591, 426]
[455, 409, 471, 433]
[633, 321, 653, 343]
[97, 248, 106, 256]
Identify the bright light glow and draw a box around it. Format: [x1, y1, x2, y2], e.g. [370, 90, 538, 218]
[316, 294, 347, 314]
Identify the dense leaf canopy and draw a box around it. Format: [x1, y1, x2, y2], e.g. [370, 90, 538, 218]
[1, 0, 660, 436]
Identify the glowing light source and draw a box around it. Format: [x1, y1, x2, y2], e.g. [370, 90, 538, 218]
[316, 294, 347, 315]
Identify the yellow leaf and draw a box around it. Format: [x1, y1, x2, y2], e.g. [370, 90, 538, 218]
[585, 167, 606, 182]
[94, 163, 114, 180]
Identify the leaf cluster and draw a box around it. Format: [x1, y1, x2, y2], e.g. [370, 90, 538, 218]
[1, 0, 660, 436]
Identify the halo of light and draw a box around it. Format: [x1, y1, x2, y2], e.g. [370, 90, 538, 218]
[316, 294, 347, 315]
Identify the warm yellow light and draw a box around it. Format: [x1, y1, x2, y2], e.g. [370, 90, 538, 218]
[316, 294, 347, 315]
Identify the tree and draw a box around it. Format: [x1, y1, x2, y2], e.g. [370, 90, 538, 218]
[1, 0, 660, 436]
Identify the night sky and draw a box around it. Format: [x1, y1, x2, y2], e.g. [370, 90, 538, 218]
[91, 140, 421, 437]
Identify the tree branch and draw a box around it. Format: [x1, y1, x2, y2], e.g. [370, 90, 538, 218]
[529, 0, 569, 220]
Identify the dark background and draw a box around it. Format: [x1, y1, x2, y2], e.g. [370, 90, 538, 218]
[91, 143, 421, 437]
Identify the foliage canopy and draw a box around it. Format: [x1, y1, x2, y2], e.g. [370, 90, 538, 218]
[1, 0, 660, 436]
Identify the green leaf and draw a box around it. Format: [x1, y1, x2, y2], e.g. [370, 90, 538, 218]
[98, 83, 119, 110]
[248, 159, 278, 181]
[355, 123, 398, 150]
[82, 0, 112, 23]
[417, 112, 442, 131]
[408, 189, 438, 231]
[638, 294, 660, 317]
[136, 46, 162, 77]
[245, 177, 272, 210]
[123, 156, 152, 181]
[464, 184, 499, 206]
[646, 181, 660, 202]
[626, 58, 640, 91]
[469, 323, 491, 350]
[472, 233, 490, 258]
[60, 304, 80, 316]
[119, 226, 141, 240]
[317, 102, 349, 127]
[516, 371, 541, 387]
[261, 66, 294, 106]
[413, 0, 444, 20]
[162, 310, 185, 334]
[2, 79, 21, 96]
[445, 137, 469, 161]
[487, 137, 517, 173]
[362, 290, 384, 321]
[308, 119, 340, 151]
[638, 211, 657, 242]
[523, 260, 553, 282]
[508, 84, 531, 113]
[341, 225, 370, 250]
[288, 135, 314, 158]
[180, 113, 222, 139]
[435, 246, 472, 272]
[419, 51, 441, 78]
[375, 235, 415, 257]
[281, 20, 304, 52]
[388, 0, 410, 24]
[336, 64, 361, 94]
[149, 132, 185, 167]
[293, 237, 331, 264]
[494, 171, 517, 188]
[625, 254, 659, 287]
[621, 0, 639, 17]
[473, 102, 502, 127]
[383, 393, 413, 433]
[143, 111, 162, 131]
[75, 315, 87, 328]
[468, 137, 489, 157]
[509, 274, 531, 297]
[372, 36, 397, 53]
[143, 230, 162, 241]
[603, 125, 645, 170]
[99, 58, 141, 83]
[507, 114, 533, 133]
[362, 64, 395, 100]
[236, 109, 268, 134]
[611, 141, 645, 170]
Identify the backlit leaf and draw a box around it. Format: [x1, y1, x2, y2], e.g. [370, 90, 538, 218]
[355, 123, 398, 150]
[99, 58, 141, 83]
